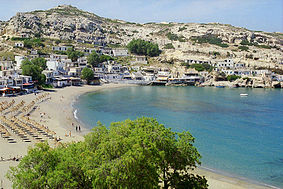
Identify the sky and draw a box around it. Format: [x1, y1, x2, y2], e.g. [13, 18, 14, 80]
[0, 0, 282, 33]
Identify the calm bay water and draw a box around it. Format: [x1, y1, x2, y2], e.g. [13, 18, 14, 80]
[74, 86, 283, 187]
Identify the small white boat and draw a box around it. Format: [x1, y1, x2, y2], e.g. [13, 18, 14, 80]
[240, 93, 248, 96]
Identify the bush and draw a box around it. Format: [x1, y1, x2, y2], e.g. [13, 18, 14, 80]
[256, 45, 272, 49]
[240, 40, 257, 46]
[66, 48, 84, 62]
[178, 27, 187, 32]
[41, 84, 53, 88]
[211, 51, 220, 56]
[164, 43, 175, 49]
[166, 32, 179, 41]
[191, 34, 229, 48]
[166, 32, 187, 42]
[190, 63, 213, 72]
[11, 37, 30, 41]
[238, 46, 249, 51]
[227, 75, 241, 82]
[127, 39, 161, 57]
[240, 40, 272, 49]
[23, 38, 45, 49]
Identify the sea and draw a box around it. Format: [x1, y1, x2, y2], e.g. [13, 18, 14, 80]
[74, 86, 283, 188]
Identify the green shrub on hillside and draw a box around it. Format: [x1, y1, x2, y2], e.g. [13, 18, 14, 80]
[240, 40, 272, 49]
[238, 46, 249, 51]
[178, 27, 187, 32]
[181, 63, 213, 72]
[191, 34, 229, 48]
[166, 32, 187, 42]
[227, 75, 241, 82]
[23, 38, 45, 49]
[127, 39, 161, 57]
[164, 43, 175, 49]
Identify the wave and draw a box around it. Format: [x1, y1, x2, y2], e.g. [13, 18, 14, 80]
[74, 109, 78, 120]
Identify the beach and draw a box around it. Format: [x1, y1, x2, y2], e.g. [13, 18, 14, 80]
[0, 84, 276, 189]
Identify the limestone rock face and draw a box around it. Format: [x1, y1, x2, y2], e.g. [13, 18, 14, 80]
[6, 5, 104, 41]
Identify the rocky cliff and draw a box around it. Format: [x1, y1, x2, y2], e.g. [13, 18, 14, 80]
[1, 5, 283, 69]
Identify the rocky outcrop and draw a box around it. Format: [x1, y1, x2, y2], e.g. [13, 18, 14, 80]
[5, 5, 104, 41]
[200, 75, 283, 88]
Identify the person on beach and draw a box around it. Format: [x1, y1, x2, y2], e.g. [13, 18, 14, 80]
[69, 130, 71, 137]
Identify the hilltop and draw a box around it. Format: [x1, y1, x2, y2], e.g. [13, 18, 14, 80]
[0, 5, 282, 69]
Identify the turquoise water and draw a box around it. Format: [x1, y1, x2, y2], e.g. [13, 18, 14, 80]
[74, 86, 283, 188]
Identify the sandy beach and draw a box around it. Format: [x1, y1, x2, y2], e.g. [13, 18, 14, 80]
[0, 84, 276, 189]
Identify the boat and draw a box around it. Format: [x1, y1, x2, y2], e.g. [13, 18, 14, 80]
[240, 93, 248, 96]
[216, 86, 225, 88]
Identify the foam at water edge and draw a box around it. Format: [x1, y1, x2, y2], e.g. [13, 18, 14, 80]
[74, 109, 78, 120]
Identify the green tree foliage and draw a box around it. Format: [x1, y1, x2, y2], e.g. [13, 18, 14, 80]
[178, 27, 187, 32]
[166, 32, 179, 41]
[240, 40, 257, 46]
[30, 57, 47, 70]
[164, 43, 175, 49]
[238, 46, 249, 51]
[227, 75, 241, 82]
[7, 117, 208, 189]
[99, 54, 114, 62]
[66, 48, 84, 62]
[212, 51, 220, 56]
[182, 63, 213, 72]
[81, 67, 94, 84]
[87, 51, 100, 67]
[166, 32, 187, 42]
[191, 34, 229, 48]
[127, 39, 161, 57]
[240, 40, 272, 49]
[23, 38, 45, 49]
[21, 58, 46, 85]
[55, 39, 61, 45]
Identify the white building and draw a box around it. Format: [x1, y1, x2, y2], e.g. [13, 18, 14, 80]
[68, 67, 83, 77]
[215, 59, 234, 70]
[0, 61, 14, 70]
[15, 56, 26, 70]
[46, 60, 65, 74]
[106, 64, 121, 73]
[131, 56, 147, 65]
[112, 49, 128, 57]
[186, 59, 211, 65]
[14, 42, 24, 48]
[52, 46, 72, 52]
[78, 57, 88, 68]
[49, 54, 68, 61]
[42, 70, 55, 83]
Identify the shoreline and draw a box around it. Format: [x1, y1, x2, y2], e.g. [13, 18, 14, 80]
[0, 84, 278, 189]
[196, 167, 279, 189]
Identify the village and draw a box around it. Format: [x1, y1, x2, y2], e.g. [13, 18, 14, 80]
[1, 38, 283, 97]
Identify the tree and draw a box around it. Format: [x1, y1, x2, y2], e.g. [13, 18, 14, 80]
[99, 54, 113, 63]
[21, 58, 46, 85]
[81, 67, 94, 84]
[227, 75, 241, 82]
[31, 57, 47, 70]
[127, 39, 161, 57]
[7, 117, 208, 189]
[67, 48, 84, 62]
[87, 51, 100, 67]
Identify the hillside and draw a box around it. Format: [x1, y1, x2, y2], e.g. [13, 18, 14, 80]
[0, 5, 283, 68]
